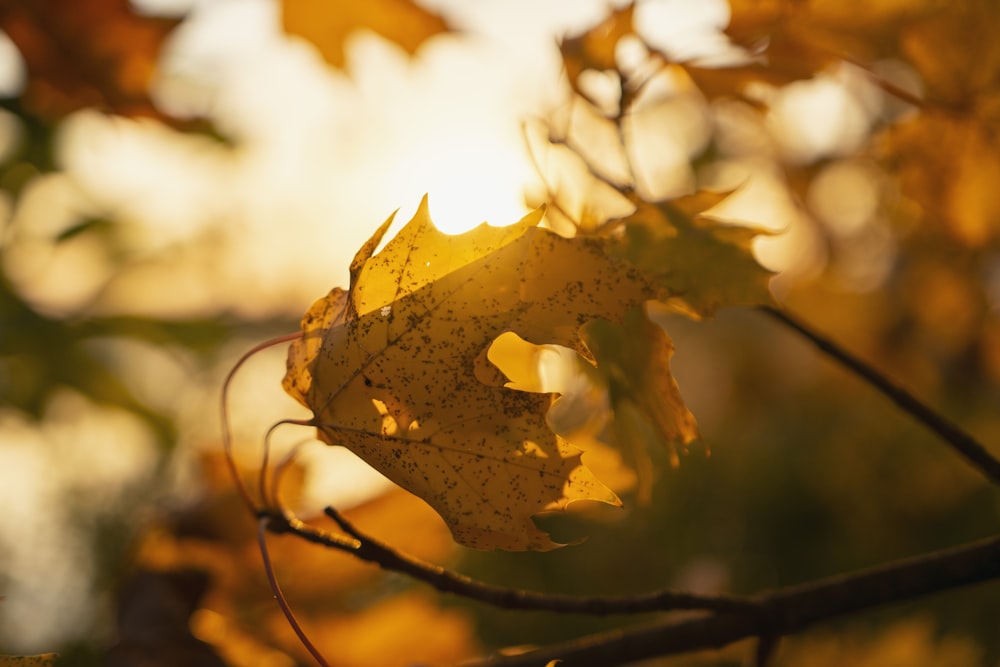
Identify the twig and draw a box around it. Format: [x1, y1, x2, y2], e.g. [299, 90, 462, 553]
[466, 533, 1000, 666]
[760, 306, 1000, 487]
[257, 517, 330, 667]
[753, 633, 779, 667]
[220, 331, 303, 513]
[264, 508, 759, 615]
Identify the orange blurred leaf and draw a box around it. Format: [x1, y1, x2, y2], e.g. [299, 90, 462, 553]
[899, 0, 1000, 107]
[879, 0, 1000, 245]
[0, 656, 58, 667]
[612, 193, 774, 318]
[132, 454, 465, 666]
[885, 113, 1000, 246]
[682, 0, 935, 103]
[0, 0, 179, 120]
[281, 0, 451, 69]
[279, 594, 479, 667]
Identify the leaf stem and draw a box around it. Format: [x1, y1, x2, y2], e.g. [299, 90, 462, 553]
[220, 331, 303, 512]
[760, 306, 1000, 487]
[256, 516, 330, 667]
[465, 533, 1000, 666]
[267, 508, 759, 615]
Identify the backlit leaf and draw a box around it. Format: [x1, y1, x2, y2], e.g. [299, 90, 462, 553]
[283, 197, 666, 551]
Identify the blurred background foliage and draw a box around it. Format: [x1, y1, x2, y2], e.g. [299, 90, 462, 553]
[0, 0, 999, 665]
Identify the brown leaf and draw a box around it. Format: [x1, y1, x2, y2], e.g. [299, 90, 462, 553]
[282, 0, 451, 69]
[878, 0, 1000, 245]
[884, 112, 1000, 246]
[0, 0, 179, 120]
[899, 0, 1000, 107]
[683, 0, 934, 103]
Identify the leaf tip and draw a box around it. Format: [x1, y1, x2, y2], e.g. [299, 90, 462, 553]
[517, 205, 546, 230]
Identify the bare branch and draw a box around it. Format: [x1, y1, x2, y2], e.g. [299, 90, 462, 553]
[257, 517, 330, 667]
[264, 508, 759, 615]
[760, 306, 1000, 486]
[466, 533, 1000, 666]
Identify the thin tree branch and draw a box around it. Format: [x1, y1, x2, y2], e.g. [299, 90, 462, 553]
[754, 634, 779, 667]
[263, 508, 759, 615]
[466, 533, 1000, 666]
[257, 517, 330, 667]
[220, 331, 304, 513]
[760, 306, 1000, 487]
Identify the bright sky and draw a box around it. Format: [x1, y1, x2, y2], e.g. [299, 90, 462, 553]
[0, 0, 888, 652]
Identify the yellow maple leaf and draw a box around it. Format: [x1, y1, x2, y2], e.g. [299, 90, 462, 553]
[282, 0, 450, 69]
[283, 197, 662, 550]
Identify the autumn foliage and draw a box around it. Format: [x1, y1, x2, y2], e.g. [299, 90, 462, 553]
[282, 197, 716, 550]
[0, 0, 177, 120]
[2, 0, 1000, 666]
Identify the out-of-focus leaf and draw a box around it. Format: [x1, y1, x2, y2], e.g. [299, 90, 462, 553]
[582, 308, 699, 503]
[0, 0, 180, 120]
[885, 113, 1000, 246]
[610, 193, 774, 318]
[134, 454, 470, 665]
[0, 656, 57, 666]
[0, 270, 293, 448]
[0, 275, 176, 444]
[682, 0, 934, 103]
[277, 594, 479, 667]
[106, 570, 227, 667]
[560, 5, 634, 107]
[879, 0, 1000, 246]
[281, 0, 451, 69]
[899, 0, 1000, 108]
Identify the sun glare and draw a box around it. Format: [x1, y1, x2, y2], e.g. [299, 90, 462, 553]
[332, 32, 540, 235]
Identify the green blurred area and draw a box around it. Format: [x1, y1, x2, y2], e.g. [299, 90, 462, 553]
[0, 70, 296, 662]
